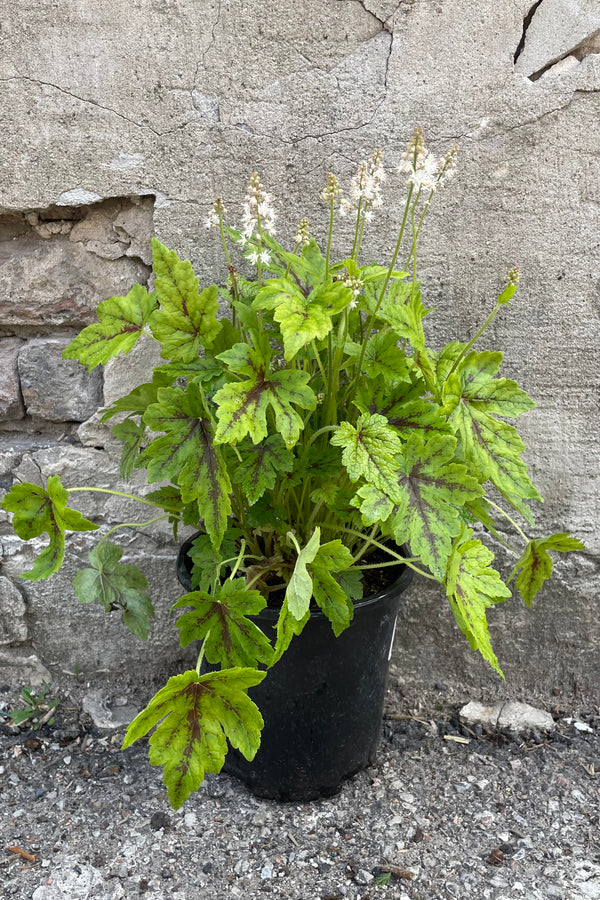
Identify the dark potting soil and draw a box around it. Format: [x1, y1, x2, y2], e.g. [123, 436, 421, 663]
[264, 542, 406, 610]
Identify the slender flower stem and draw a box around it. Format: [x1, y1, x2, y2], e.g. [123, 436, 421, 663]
[325, 197, 334, 279]
[351, 184, 414, 389]
[404, 191, 432, 268]
[354, 212, 367, 261]
[218, 210, 231, 267]
[486, 499, 529, 543]
[285, 241, 301, 279]
[350, 199, 363, 260]
[446, 301, 504, 380]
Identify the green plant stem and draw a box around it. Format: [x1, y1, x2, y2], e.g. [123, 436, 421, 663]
[404, 191, 432, 268]
[299, 425, 339, 459]
[218, 211, 231, 267]
[351, 184, 414, 391]
[353, 210, 367, 260]
[323, 524, 441, 581]
[446, 301, 505, 379]
[351, 523, 380, 564]
[410, 204, 418, 296]
[325, 307, 349, 424]
[325, 197, 334, 278]
[485, 499, 529, 543]
[68, 487, 176, 512]
[195, 638, 207, 675]
[228, 539, 246, 579]
[96, 515, 171, 553]
[311, 340, 328, 389]
[350, 199, 363, 260]
[284, 241, 301, 279]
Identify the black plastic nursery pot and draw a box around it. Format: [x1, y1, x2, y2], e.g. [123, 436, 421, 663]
[176, 534, 413, 801]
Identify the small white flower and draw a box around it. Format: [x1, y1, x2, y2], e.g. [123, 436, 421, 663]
[240, 172, 277, 238]
[205, 198, 226, 229]
[259, 250, 271, 265]
[363, 209, 374, 223]
[247, 250, 259, 265]
[406, 152, 439, 193]
[346, 149, 385, 216]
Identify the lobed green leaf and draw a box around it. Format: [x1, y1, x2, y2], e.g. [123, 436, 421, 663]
[62, 284, 158, 371]
[123, 668, 265, 808]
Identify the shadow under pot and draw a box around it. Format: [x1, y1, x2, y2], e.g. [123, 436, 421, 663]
[176, 532, 413, 802]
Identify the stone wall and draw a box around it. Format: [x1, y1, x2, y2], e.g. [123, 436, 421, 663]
[0, 0, 598, 704]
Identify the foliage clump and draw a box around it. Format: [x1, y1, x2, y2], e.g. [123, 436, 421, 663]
[2, 129, 583, 807]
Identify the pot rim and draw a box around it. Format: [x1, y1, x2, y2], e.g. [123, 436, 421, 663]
[176, 531, 413, 621]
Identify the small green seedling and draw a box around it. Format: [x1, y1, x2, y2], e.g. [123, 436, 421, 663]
[8, 685, 60, 729]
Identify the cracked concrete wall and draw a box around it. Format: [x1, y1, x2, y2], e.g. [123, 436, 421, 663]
[0, 0, 598, 704]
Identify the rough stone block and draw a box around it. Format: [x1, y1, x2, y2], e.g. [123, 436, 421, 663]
[460, 700, 556, 733]
[0, 200, 152, 330]
[0, 577, 28, 645]
[0, 650, 52, 688]
[0, 338, 24, 419]
[103, 337, 165, 407]
[18, 335, 103, 421]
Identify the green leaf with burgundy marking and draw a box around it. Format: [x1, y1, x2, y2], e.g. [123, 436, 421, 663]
[441, 350, 541, 518]
[99, 376, 170, 422]
[140, 382, 231, 547]
[173, 579, 274, 668]
[355, 433, 483, 577]
[444, 527, 511, 676]
[330, 413, 403, 498]
[233, 435, 295, 504]
[150, 238, 221, 361]
[254, 277, 351, 360]
[62, 284, 158, 370]
[186, 531, 239, 592]
[213, 342, 316, 449]
[122, 668, 266, 809]
[510, 532, 585, 607]
[111, 418, 146, 480]
[309, 541, 355, 637]
[378, 280, 429, 351]
[1, 476, 99, 580]
[361, 331, 410, 385]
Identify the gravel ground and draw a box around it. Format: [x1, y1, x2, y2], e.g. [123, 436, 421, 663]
[1, 673, 599, 900]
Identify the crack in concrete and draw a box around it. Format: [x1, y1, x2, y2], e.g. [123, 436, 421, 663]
[529, 28, 600, 81]
[344, 0, 402, 33]
[201, 0, 222, 66]
[224, 30, 393, 147]
[0, 75, 161, 136]
[514, 0, 545, 65]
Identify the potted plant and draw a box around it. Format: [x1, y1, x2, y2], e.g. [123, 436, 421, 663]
[2, 128, 583, 808]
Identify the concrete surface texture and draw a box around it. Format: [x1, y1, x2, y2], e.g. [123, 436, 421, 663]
[0, 0, 598, 703]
